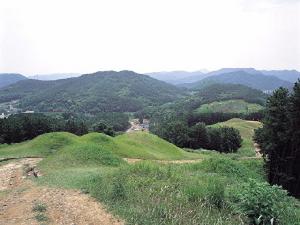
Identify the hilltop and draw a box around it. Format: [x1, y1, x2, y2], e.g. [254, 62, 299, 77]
[0, 71, 185, 113]
[181, 70, 293, 91]
[0, 73, 28, 88]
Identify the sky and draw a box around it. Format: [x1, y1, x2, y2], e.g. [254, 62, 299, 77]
[0, 0, 299, 76]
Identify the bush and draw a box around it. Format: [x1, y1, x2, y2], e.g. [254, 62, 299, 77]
[227, 179, 300, 224]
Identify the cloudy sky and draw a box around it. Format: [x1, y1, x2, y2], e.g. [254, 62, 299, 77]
[0, 0, 299, 75]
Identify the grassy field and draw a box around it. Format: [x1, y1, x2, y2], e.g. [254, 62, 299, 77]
[195, 99, 263, 114]
[1, 129, 299, 224]
[210, 118, 262, 157]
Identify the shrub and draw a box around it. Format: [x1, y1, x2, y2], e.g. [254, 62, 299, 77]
[227, 179, 300, 224]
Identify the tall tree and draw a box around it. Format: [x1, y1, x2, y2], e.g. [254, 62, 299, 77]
[255, 83, 300, 197]
[287, 81, 300, 196]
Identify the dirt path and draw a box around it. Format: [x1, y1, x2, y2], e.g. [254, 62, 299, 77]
[0, 158, 123, 225]
[123, 158, 203, 164]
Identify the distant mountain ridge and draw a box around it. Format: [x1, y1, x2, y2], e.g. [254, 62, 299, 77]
[180, 70, 293, 91]
[146, 70, 209, 84]
[148, 68, 300, 89]
[0, 70, 185, 113]
[0, 73, 28, 88]
[29, 73, 81, 80]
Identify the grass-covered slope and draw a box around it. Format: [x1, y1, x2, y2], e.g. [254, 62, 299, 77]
[114, 132, 199, 160]
[195, 99, 263, 114]
[1, 130, 299, 224]
[0, 131, 201, 161]
[210, 118, 262, 156]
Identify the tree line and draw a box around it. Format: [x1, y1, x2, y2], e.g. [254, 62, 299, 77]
[254, 80, 300, 198]
[0, 113, 129, 144]
[150, 120, 242, 153]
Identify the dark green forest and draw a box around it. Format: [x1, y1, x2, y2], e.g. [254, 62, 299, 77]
[254, 80, 300, 198]
[0, 71, 185, 113]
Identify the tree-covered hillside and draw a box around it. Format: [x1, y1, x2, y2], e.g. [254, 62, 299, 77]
[181, 71, 293, 91]
[0, 71, 185, 113]
[0, 73, 28, 88]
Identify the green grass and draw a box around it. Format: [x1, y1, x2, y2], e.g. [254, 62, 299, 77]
[0, 132, 202, 161]
[114, 132, 201, 160]
[195, 99, 263, 114]
[1, 130, 299, 224]
[210, 118, 262, 157]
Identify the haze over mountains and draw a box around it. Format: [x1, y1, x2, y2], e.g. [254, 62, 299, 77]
[149, 68, 300, 86]
[0, 68, 299, 110]
[29, 73, 81, 81]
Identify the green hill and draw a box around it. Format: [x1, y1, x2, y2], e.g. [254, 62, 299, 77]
[195, 99, 263, 114]
[0, 71, 185, 113]
[182, 70, 293, 91]
[210, 118, 262, 156]
[114, 132, 199, 160]
[0, 73, 28, 88]
[0, 131, 200, 161]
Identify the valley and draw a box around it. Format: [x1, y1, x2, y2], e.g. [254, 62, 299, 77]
[0, 70, 300, 224]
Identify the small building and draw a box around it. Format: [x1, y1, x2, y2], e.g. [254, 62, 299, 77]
[23, 110, 35, 114]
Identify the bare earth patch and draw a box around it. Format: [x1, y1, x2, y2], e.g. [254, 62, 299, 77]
[0, 158, 123, 225]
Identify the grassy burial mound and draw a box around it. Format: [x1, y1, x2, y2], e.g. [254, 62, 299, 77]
[195, 99, 263, 114]
[210, 118, 262, 156]
[0, 131, 201, 162]
[1, 130, 299, 224]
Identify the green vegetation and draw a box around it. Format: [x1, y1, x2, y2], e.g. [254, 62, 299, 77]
[1, 130, 299, 224]
[196, 99, 263, 114]
[32, 202, 47, 213]
[0, 73, 27, 88]
[254, 81, 300, 198]
[210, 118, 262, 157]
[0, 132, 201, 161]
[32, 202, 48, 223]
[182, 70, 293, 91]
[0, 71, 185, 113]
[114, 132, 199, 160]
[0, 113, 130, 144]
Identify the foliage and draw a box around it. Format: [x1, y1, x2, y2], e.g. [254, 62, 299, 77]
[151, 119, 242, 153]
[92, 121, 115, 136]
[195, 99, 263, 114]
[0, 73, 27, 88]
[227, 179, 299, 225]
[254, 81, 300, 197]
[183, 70, 293, 91]
[1, 130, 299, 224]
[0, 112, 130, 144]
[0, 71, 185, 113]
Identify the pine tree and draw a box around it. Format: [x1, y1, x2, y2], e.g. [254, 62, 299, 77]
[288, 80, 300, 197]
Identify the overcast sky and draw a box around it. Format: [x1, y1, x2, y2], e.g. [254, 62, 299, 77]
[0, 0, 299, 76]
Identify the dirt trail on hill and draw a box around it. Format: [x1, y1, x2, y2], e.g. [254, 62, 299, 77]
[123, 158, 203, 164]
[0, 158, 123, 225]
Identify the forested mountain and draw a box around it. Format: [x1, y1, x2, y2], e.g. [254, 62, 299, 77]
[0, 73, 28, 88]
[260, 70, 300, 83]
[0, 71, 185, 113]
[141, 83, 267, 129]
[180, 70, 293, 91]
